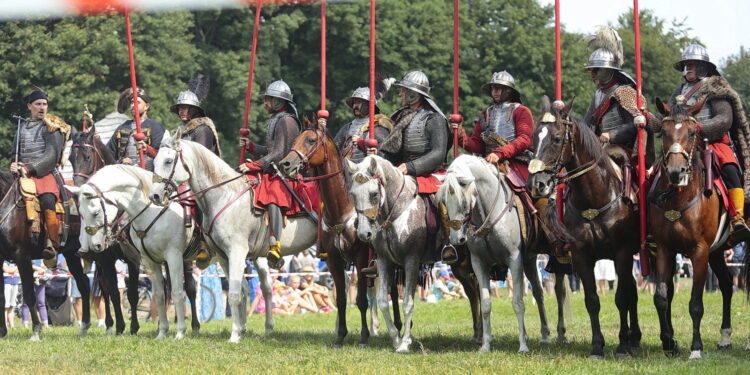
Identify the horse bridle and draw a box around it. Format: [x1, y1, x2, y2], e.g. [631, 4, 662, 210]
[72, 141, 106, 180]
[82, 183, 126, 245]
[290, 128, 343, 181]
[441, 167, 515, 237]
[532, 117, 603, 183]
[152, 143, 192, 198]
[661, 115, 698, 177]
[354, 172, 411, 229]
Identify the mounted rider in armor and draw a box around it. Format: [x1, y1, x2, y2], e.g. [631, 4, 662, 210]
[380, 71, 451, 261]
[171, 73, 221, 268]
[10, 90, 71, 267]
[667, 43, 750, 240]
[107, 87, 167, 172]
[333, 84, 393, 163]
[239, 80, 303, 269]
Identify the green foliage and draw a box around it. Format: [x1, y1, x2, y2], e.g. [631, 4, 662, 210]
[723, 47, 750, 112]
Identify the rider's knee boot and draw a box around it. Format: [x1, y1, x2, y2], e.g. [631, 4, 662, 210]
[266, 204, 284, 269]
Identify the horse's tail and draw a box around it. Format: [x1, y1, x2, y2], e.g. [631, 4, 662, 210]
[546, 199, 575, 244]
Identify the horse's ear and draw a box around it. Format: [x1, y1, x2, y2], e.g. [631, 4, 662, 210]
[367, 156, 378, 176]
[655, 98, 670, 116]
[345, 158, 358, 174]
[562, 96, 576, 117]
[174, 127, 184, 141]
[540, 95, 551, 114]
[88, 123, 96, 136]
[65, 185, 81, 197]
[688, 97, 707, 117]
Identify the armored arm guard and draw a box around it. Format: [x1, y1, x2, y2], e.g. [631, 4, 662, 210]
[190, 125, 217, 154]
[699, 99, 733, 142]
[607, 106, 636, 145]
[258, 116, 298, 173]
[406, 114, 449, 176]
[27, 130, 63, 177]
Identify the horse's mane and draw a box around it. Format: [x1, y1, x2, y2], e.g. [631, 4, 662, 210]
[71, 129, 116, 164]
[438, 155, 492, 207]
[88, 165, 152, 194]
[180, 140, 246, 191]
[0, 171, 15, 197]
[570, 115, 607, 163]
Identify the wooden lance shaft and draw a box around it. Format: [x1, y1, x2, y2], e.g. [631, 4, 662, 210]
[366, 0, 378, 149]
[239, 0, 263, 164]
[124, 9, 146, 169]
[450, 0, 462, 158]
[633, 0, 651, 276]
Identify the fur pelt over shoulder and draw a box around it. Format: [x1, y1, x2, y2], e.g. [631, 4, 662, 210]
[182, 116, 222, 157]
[358, 114, 394, 133]
[694, 75, 750, 199]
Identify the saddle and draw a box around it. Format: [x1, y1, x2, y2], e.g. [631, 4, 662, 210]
[19, 178, 68, 234]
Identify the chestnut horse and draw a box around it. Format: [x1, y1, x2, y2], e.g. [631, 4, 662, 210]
[527, 97, 641, 358]
[650, 98, 740, 359]
[278, 118, 398, 347]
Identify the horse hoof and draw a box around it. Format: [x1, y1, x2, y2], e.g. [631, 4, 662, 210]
[557, 336, 569, 345]
[229, 333, 241, 344]
[358, 343, 369, 349]
[331, 342, 343, 349]
[745, 343, 750, 351]
[192, 327, 200, 335]
[472, 337, 483, 345]
[588, 354, 603, 360]
[616, 352, 630, 360]
[539, 337, 552, 345]
[395, 346, 410, 354]
[264, 328, 273, 336]
[156, 333, 167, 340]
[105, 327, 115, 336]
[480, 345, 491, 352]
[29, 335, 41, 342]
[175, 331, 186, 340]
[688, 350, 702, 360]
[717, 343, 732, 350]
[518, 346, 530, 354]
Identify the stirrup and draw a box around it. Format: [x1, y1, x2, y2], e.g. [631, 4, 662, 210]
[729, 219, 750, 244]
[195, 249, 211, 270]
[361, 260, 378, 278]
[441, 245, 459, 264]
[266, 242, 284, 269]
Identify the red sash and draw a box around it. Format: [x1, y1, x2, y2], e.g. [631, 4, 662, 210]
[416, 171, 444, 194]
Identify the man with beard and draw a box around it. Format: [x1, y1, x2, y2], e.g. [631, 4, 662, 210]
[10, 90, 70, 267]
[668, 43, 750, 240]
[107, 87, 167, 171]
[333, 82, 393, 163]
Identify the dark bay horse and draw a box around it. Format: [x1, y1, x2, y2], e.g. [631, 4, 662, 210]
[527, 97, 641, 358]
[70, 126, 200, 335]
[0, 171, 91, 340]
[279, 117, 403, 348]
[650, 98, 740, 359]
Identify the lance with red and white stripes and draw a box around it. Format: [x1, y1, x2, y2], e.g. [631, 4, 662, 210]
[633, 0, 651, 276]
[239, 0, 263, 164]
[366, 0, 378, 149]
[450, 0, 462, 158]
[124, 9, 146, 169]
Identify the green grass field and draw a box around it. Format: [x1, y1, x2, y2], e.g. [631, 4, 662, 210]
[0, 285, 748, 374]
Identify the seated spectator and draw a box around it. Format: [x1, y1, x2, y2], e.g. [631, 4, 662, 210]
[432, 270, 465, 301]
[300, 266, 335, 312]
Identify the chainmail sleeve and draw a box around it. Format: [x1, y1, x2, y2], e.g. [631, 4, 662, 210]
[257, 116, 299, 173]
[700, 100, 733, 142]
[405, 114, 448, 176]
[27, 129, 63, 177]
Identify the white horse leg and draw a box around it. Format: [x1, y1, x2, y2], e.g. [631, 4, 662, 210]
[254, 257, 275, 335]
[148, 262, 169, 340]
[524, 258, 550, 344]
[375, 258, 399, 349]
[470, 254, 493, 352]
[226, 248, 248, 344]
[509, 255, 529, 353]
[166, 252, 187, 340]
[554, 272, 569, 344]
[395, 259, 419, 354]
[368, 283, 380, 337]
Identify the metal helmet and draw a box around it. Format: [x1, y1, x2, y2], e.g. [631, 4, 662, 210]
[170, 90, 205, 117]
[673, 43, 718, 73]
[481, 71, 520, 100]
[585, 48, 622, 71]
[262, 80, 294, 103]
[394, 71, 432, 99]
[345, 87, 371, 107]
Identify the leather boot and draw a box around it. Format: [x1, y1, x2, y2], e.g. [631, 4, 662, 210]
[43, 209, 60, 269]
[266, 239, 284, 269]
[729, 188, 750, 243]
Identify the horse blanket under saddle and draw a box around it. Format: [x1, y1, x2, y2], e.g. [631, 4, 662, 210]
[248, 173, 321, 216]
[416, 170, 444, 194]
[20, 177, 68, 234]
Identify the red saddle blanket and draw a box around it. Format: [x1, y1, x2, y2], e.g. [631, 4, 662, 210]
[248, 173, 321, 216]
[416, 170, 446, 194]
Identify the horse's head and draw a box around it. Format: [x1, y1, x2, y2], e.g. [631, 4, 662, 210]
[151, 133, 190, 206]
[70, 124, 107, 187]
[436, 161, 477, 246]
[280, 114, 337, 177]
[67, 183, 119, 252]
[528, 96, 577, 198]
[656, 96, 706, 187]
[345, 155, 385, 242]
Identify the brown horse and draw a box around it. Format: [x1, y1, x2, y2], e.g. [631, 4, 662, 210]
[278, 117, 401, 348]
[527, 97, 641, 358]
[650, 98, 739, 359]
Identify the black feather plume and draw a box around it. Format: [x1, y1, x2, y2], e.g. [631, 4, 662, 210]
[374, 73, 395, 102]
[188, 73, 210, 102]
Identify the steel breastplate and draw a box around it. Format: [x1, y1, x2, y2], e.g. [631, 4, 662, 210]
[683, 83, 713, 123]
[402, 109, 432, 155]
[600, 105, 628, 133]
[265, 112, 291, 147]
[347, 118, 370, 163]
[481, 103, 517, 148]
[18, 121, 47, 164]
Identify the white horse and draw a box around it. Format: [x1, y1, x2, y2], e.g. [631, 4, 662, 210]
[345, 155, 431, 353]
[436, 154, 569, 352]
[69, 165, 202, 339]
[149, 138, 317, 343]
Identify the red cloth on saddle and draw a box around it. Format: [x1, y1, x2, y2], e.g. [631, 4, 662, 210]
[711, 172, 735, 216]
[708, 135, 739, 168]
[507, 160, 529, 182]
[416, 171, 444, 194]
[32, 173, 60, 200]
[250, 173, 321, 216]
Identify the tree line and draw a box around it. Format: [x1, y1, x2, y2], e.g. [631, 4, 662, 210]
[0, 0, 747, 167]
